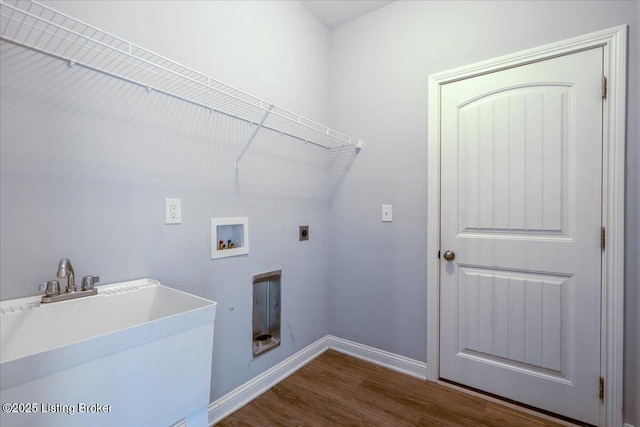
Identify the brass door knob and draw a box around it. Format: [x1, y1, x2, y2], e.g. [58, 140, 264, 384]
[443, 250, 455, 261]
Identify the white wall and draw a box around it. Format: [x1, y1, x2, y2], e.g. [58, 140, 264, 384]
[327, 1, 639, 425]
[0, 0, 331, 406]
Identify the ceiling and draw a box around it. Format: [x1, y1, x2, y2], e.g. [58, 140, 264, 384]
[300, 1, 395, 29]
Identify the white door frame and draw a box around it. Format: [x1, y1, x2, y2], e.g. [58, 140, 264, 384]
[426, 26, 627, 427]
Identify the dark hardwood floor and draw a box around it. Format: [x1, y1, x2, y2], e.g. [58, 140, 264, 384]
[217, 350, 564, 426]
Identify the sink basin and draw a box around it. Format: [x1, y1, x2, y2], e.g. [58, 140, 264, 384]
[0, 278, 217, 427]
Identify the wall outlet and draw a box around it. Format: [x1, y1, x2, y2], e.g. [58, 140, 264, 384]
[299, 225, 309, 241]
[165, 198, 181, 224]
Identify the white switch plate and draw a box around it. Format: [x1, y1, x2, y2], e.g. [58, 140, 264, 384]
[165, 198, 181, 224]
[382, 204, 392, 222]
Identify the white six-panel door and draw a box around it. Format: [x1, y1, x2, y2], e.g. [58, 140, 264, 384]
[439, 47, 603, 425]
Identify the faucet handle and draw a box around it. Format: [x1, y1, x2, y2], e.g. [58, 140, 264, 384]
[81, 275, 100, 291]
[45, 280, 60, 296]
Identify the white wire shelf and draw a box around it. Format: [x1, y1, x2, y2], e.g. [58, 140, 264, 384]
[0, 0, 363, 166]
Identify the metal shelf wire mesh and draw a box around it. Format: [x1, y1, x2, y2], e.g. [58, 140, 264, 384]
[0, 0, 363, 158]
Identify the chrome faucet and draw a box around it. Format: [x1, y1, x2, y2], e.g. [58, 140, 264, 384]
[41, 258, 99, 304]
[57, 258, 75, 293]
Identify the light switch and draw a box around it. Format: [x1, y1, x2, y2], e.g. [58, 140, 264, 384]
[382, 205, 392, 222]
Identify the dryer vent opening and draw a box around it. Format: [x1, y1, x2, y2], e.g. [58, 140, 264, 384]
[252, 270, 281, 357]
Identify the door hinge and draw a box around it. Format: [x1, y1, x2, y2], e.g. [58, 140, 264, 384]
[599, 377, 604, 401]
[601, 227, 606, 250]
[602, 76, 607, 99]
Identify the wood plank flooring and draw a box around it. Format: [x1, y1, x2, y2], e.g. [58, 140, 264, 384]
[217, 350, 565, 426]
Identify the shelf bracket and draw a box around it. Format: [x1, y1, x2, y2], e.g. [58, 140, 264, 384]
[235, 105, 274, 168]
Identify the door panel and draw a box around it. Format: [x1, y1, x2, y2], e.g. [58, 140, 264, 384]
[457, 267, 571, 381]
[439, 48, 602, 425]
[459, 86, 570, 236]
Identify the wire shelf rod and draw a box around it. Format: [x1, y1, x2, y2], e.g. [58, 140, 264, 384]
[0, 0, 362, 151]
[11, 42, 333, 152]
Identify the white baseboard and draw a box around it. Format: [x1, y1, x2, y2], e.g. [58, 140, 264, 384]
[207, 334, 427, 425]
[623, 424, 636, 427]
[326, 335, 428, 379]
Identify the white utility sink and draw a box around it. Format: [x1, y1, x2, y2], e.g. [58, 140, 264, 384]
[0, 279, 217, 427]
